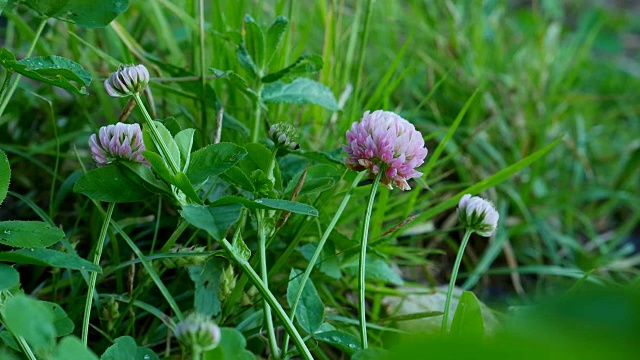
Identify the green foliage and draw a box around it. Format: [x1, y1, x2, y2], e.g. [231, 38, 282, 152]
[189, 261, 223, 317]
[0, 146, 10, 208]
[449, 291, 484, 338]
[287, 269, 325, 334]
[0, 221, 64, 248]
[0, 264, 19, 291]
[100, 336, 158, 360]
[262, 78, 339, 111]
[186, 143, 247, 184]
[0, 1, 638, 359]
[0, 48, 91, 95]
[74, 165, 155, 203]
[204, 328, 253, 360]
[0, 248, 101, 272]
[2, 294, 57, 356]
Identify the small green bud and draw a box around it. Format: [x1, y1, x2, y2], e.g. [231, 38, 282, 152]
[269, 123, 300, 150]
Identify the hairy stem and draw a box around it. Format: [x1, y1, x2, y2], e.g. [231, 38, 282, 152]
[133, 93, 180, 174]
[359, 170, 383, 349]
[441, 228, 473, 334]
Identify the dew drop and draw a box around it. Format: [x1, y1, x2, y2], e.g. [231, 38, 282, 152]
[143, 355, 150, 360]
[348, 344, 357, 349]
[255, 199, 263, 203]
[3, 230, 10, 234]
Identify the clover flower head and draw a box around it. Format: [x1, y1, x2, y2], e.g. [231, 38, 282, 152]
[88, 123, 149, 167]
[457, 194, 499, 237]
[104, 64, 150, 97]
[343, 110, 428, 190]
[175, 313, 222, 352]
[269, 123, 300, 150]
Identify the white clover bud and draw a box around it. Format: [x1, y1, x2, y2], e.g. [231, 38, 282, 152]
[174, 313, 221, 352]
[269, 123, 300, 150]
[457, 194, 499, 237]
[104, 64, 150, 97]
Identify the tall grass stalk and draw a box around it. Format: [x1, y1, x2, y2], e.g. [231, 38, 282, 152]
[82, 203, 115, 345]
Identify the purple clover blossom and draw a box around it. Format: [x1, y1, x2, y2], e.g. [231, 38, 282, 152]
[104, 64, 150, 97]
[88, 123, 149, 167]
[343, 110, 428, 190]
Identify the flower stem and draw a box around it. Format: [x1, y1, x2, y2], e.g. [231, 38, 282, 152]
[82, 202, 115, 346]
[282, 171, 366, 355]
[219, 237, 312, 360]
[441, 228, 473, 335]
[133, 93, 180, 174]
[0, 19, 47, 124]
[257, 209, 280, 358]
[251, 84, 264, 143]
[359, 170, 383, 349]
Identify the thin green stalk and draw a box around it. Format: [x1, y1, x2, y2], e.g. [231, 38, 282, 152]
[257, 210, 280, 358]
[82, 203, 115, 346]
[0, 19, 47, 123]
[198, 0, 208, 144]
[251, 84, 264, 143]
[0, 306, 37, 360]
[132, 93, 180, 174]
[441, 228, 473, 335]
[359, 170, 383, 349]
[282, 171, 365, 355]
[219, 238, 312, 360]
[0, 71, 13, 105]
[192, 347, 202, 360]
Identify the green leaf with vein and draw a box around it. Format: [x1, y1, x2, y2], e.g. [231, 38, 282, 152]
[262, 55, 323, 83]
[0, 149, 10, 207]
[54, 0, 129, 28]
[74, 165, 154, 203]
[450, 291, 484, 338]
[0, 248, 101, 272]
[100, 336, 158, 360]
[211, 196, 318, 216]
[262, 78, 339, 110]
[287, 269, 325, 334]
[0, 221, 64, 248]
[187, 143, 247, 184]
[265, 16, 289, 65]
[314, 330, 360, 354]
[244, 14, 266, 71]
[0, 48, 91, 95]
[181, 204, 243, 241]
[0, 263, 19, 291]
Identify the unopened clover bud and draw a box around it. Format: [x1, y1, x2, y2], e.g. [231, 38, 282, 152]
[269, 123, 300, 150]
[88, 123, 149, 167]
[457, 194, 499, 237]
[174, 313, 221, 352]
[104, 64, 150, 97]
[218, 264, 236, 302]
